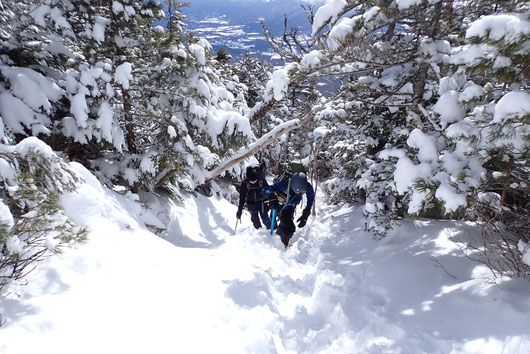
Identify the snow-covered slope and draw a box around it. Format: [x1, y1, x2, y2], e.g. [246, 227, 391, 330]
[1, 163, 529, 353]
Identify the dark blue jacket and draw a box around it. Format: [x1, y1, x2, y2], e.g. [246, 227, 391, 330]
[262, 179, 315, 211]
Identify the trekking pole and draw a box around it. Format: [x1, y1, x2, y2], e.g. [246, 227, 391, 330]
[270, 209, 276, 235]
[234, 218, 239, 234]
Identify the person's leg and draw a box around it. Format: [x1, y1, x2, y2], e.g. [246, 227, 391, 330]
[247, 204, 262, 229]
[250, 212, 261, 229]
[259, 202, 271, 229]
[277, 209, 295, 246]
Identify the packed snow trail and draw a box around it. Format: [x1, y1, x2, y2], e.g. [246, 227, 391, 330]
[0, 162, 529, 353]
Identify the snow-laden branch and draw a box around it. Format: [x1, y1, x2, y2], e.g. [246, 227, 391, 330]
[203, 111, 313, 184]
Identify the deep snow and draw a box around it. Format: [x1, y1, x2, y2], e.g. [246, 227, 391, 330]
[0, 162, 529, 354]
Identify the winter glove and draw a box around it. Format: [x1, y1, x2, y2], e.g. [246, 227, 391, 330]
[236, 209, 242, 219]
[262, 187, 271, 197]
[297, 209, 311, 228]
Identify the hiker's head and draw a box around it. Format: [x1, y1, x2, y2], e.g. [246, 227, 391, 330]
[246, 169, 258, 182]
[290, 172, 307, 194]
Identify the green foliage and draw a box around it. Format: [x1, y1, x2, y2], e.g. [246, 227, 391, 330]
[0, 147, 87, 295]
[412, 179, 447, 219]
[215, 47, 233, 63]
[435, 2, 530, 276]
[233, 53, 272, 108]
[312, 0, 529, 245]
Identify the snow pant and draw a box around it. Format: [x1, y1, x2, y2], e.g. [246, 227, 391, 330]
[276, 208, 295, 246]
[247, 202, 271, 229]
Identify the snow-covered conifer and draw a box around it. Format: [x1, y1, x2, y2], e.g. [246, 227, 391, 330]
[439, 2, 529, 275]
[0, 138, 87, 294]
[304, 0, 459, 235]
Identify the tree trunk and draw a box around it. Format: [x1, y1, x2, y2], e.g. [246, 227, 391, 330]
[500, 159, 513, 206]
[412, 2, 444, 117]
[310, 143, 320, 216]
[122, 87, 136, 154]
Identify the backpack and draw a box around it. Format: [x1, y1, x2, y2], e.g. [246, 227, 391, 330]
[242, 164, 265, 204]
[273, 162, 306, 184]
[245, 164, 265, 190]
[246, 164, 265, 180]
[274, 162, 307, 204]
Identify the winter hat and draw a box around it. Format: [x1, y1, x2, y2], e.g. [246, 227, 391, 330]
[290, 172, 307, 193]
[246, 169, 258, 181]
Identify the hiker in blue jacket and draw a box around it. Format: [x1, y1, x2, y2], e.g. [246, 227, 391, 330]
[262, 172, 315, 247]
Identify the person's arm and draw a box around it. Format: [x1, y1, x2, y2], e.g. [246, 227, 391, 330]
[304, 182, 315, 213]
[260, 179, 270, 199]
[238, 182, 247, 209]
[297, 182, 315, 227]
[265, 179, 288, 195]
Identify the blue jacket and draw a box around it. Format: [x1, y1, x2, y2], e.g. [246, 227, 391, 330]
[262, 179, 315, 211]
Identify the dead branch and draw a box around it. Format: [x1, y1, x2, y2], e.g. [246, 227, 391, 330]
[145, 224, 166, 235]
[203, 110, 313, 185]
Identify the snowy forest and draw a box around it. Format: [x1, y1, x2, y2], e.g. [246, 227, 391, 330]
[1, 0, 529, 352]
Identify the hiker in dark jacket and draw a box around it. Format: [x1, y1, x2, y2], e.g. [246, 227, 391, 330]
[237, 167, 271, 229]
[262, 172, 315, 247]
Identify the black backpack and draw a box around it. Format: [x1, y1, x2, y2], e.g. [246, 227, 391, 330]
[246, 164, 265, 180]
[245, 164, 265, 188]
[244, 164, 266, 203]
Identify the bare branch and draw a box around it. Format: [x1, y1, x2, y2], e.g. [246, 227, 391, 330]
[431, 256, 457, 279]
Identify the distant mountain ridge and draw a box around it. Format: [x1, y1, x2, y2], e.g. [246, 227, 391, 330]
[181, 0, 316, 59]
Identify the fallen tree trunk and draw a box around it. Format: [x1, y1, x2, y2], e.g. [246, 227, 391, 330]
[203, 110, 313, 185]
